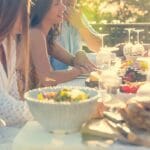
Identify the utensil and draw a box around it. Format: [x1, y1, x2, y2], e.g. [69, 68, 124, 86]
[105, 117, 150, 147]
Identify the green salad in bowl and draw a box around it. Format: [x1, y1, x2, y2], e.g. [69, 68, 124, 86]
[24, 86, 99, 133]
[37, 88, 90, 102]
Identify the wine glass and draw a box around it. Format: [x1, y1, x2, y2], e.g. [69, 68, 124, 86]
[96, 34, 111, 71]
[98, 69, 121, 104]
[95, 33, 111, 102]
[123, 28, 134, 60]
[132, 29, 145, 59]
[98, 33, 108, 48]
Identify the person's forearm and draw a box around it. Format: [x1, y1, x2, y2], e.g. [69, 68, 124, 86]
[49, 68, 81, 84]
[68, 10, 101, 52]
[50, 42, 75, 66]
[39, 68, 81, 86]
[79, 27, 102, 53]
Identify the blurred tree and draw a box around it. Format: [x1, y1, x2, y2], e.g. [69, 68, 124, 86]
[79, 0, 150, 23]
[78, 0, 150, 46]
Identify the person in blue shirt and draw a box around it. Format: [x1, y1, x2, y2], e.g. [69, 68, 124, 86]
[51, 0, 102, 70]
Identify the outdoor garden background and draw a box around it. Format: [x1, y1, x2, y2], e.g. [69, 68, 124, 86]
[78, 0, 150, 48]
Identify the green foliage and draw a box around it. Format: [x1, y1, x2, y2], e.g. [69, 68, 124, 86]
[79, 0, 150, 46]
[79, 0, 150, 23]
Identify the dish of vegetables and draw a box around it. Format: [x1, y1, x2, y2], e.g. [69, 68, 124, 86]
[37, 88, 90, 102]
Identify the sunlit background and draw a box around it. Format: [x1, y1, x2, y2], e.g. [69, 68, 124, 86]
[78, 0, 150, 46]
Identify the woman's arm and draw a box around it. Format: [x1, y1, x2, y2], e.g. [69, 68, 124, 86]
[66, 8, 102, 52]
[49, 42, 75, 66]
[78, 27, 101, 53]
[50, 42, 96, 72]
[30, 29, 84, 86]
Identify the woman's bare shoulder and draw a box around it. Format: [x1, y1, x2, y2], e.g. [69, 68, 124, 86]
[29, 28, 47, 55]
[30, 28, 46, 50]
[30, 28, 45, 41]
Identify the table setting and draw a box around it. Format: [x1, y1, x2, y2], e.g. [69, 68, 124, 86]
[0, 44, 150, 150]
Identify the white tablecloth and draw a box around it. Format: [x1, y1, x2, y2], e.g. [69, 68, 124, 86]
[0, 77, 149, 150]
[0, 126, 19, 150]
[0, 123, 149, 150]
[12, 121, 150, 150]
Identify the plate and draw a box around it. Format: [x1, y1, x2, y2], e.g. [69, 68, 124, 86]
[81, 119, 118, 139]
[76, 74, 90, 79]
[117, 92, 135, 101]
[85, 78, 98, 88]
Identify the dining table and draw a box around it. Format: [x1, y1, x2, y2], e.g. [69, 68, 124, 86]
[0, 76, 150, 150]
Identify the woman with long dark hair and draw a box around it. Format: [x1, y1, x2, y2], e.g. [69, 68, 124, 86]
[29, 0, 105, 121]
[29, 0, 95, 88]
[0, 0, 32, 126]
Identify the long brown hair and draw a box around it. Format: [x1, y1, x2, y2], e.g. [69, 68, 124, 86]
[0, 0, 21, 41]
[18, 0, 31, 95]
[0, 0, 31, 97]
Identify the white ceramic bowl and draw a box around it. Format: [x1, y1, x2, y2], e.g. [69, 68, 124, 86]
[24, 86, 99, 133]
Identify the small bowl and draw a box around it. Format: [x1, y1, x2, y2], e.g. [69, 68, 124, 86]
[24, 86, 99, 133]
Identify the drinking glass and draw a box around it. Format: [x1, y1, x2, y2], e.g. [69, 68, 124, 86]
[132, 29, 145, 59]
[123, 28, 134, 60]
[96, 34, 111, 71]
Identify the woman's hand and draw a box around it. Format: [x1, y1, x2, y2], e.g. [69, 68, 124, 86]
[73, 51, 96, 72]
[71, 66, 90, 75]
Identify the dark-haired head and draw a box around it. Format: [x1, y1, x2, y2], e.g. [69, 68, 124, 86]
[30, 0, 53, 27]
[0, 0, 31, 42]
[30, 0, 65, 48]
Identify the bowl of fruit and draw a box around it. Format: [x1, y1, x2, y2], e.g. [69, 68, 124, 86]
[120, 59, 147, 94]
[24, 86, 99, 133]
